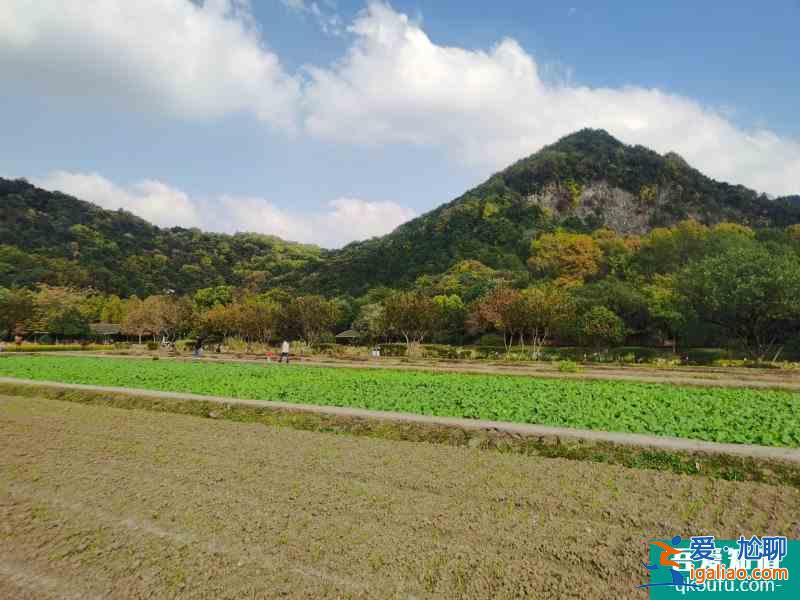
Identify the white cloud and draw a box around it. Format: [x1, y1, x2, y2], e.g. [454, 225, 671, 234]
[33, 171, 202, 229]
[211, 195, 415, 246]
[0, 0, 301, 129]
[303, 2, 800, 196]
[321, 197, 416, 241]
[3, 1, 800, 196]
[32, 171, 414, 248]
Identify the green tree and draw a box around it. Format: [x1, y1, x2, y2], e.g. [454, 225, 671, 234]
[518, 284, 574, 357]
[678, 245, 800, 358]
[382, 292, 438, 351]
[432, 294, 467, 342]
[0, 287, 34, 338]
[47, 306, 90, 338]
[353, 303, 388, 343]
[194, 286, 234, 310]
[578, 306, 626, 349]
[28, 286, 90, 338]
[642, 275, 688, 351]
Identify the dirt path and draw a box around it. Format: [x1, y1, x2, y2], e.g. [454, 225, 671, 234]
[1, 395, 798, 599]
[38, 350, 800, 391]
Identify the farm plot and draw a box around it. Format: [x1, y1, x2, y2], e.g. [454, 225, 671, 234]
[1, 395, 798, 599]
[0, 354, 798, 447]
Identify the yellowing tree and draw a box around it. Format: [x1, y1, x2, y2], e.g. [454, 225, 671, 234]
[711, 222, 755, 239]
[528, 232, 602, 284]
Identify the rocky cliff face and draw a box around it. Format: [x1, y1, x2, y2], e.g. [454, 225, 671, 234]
[526, 181, 705, 235]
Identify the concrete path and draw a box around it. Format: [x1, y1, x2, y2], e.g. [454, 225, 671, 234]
[2, 376, 799, 465]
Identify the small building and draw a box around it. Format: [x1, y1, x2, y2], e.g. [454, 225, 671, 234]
[90, 323, 122, 342]
[335, 329, 361, 345]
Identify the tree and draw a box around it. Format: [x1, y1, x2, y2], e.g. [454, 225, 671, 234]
[100, 294, 125, 323]
[285, 296, 339, 344]
[470, 287, 525, 351]
[634, 220, 710, 276]
[592, 228, 639, 279]
[194, 286, 234, 310]
[678, 244, 800, 358]
[431, 294, 466, 342]
[121, 297, 151, 344]
[237, 297, 281, 347]
[382, 292, 437, 351]
[28, 285, 90, 339]
[572, 279, 651, 337]
[144, 295, 181, 342]
[0, 287, 34, 338]
[518, 284, 574, 358]
[415, 260, 509, 303]
[353, 302, 388, 343]
[578, 306, 626, 349]
[47, 306, 90, 338]
[642, 275, 688, 352]
[199, 303, 238, 342]
[528, 232, 602, 284]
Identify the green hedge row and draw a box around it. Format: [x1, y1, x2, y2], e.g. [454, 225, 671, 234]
[1, 344, 114, 353]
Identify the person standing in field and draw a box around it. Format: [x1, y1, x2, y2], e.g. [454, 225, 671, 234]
[280, 340, 290, 363]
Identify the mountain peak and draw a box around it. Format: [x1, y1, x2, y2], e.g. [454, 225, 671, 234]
[549, 128, 623, 149]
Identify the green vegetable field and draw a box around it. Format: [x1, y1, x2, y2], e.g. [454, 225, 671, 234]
[1, 355, 798, 447]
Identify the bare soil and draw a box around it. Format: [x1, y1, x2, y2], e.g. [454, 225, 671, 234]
[1, 395, 798, 599]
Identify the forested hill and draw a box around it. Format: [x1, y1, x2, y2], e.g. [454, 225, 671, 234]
[2, 130, 799, 297]
[0, 178, 322, 296]
[289, 129, 800, 295]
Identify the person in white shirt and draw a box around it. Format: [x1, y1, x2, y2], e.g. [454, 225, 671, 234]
[280, 340, 290, 363]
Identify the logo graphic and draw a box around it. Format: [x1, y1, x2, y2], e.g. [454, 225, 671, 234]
[639, 535, 701, 590]
[639, 535, 797, 597]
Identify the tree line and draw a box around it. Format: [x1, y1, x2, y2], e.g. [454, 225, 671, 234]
[2, 220, 800, 359]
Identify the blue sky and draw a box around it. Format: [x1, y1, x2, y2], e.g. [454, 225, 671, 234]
[2, 1, 799, 247]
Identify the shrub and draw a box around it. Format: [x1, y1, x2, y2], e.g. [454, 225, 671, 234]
[651, 357, 681, 369]
[684, 348, 729, 365]
[421, 344, 475, 360]
[175, 340, 196, 352]
[379, 343, 407, 357]
[477, 333, 506, 347]
[146, 342, 159, 351]
[557, 360, 581, 373]
[0, 344, 108, 353]
[311, 343, 337, 353]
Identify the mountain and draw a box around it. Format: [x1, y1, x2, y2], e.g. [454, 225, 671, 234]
[2, 130, 799, 297]
[0, 178, 322, 296]
[288, 129, 800, 294]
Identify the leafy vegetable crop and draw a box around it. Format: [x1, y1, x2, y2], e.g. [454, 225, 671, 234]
[1, 355, 798, 448]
